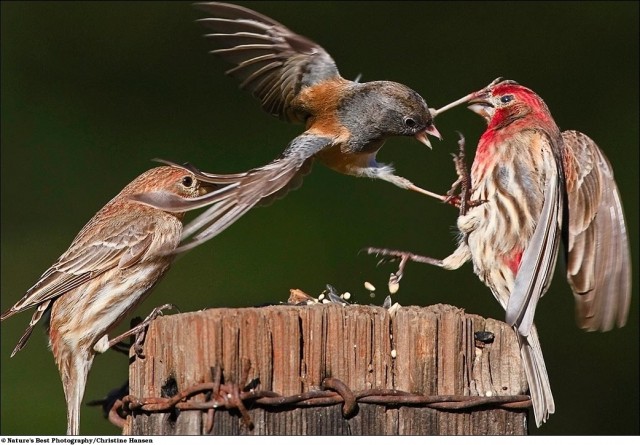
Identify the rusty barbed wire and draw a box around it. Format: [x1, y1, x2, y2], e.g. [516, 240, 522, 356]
[104, 366, 532, 432]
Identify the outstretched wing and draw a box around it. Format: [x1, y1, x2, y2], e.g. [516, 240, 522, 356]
[196, 2, 341, 122]
[561, 130, 631, 332]
[131, 133, 332, 253]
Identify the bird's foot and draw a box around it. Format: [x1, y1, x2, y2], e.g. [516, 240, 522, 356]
[365, 247, 444, 295]
[99, 304, 177, 358]
[444, 133, 486, 215]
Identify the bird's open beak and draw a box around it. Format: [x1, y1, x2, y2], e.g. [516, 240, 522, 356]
[467, 93, 494, 122]
[415, 124, 442, 149]
[466, 77, 503, 121]
[430, 78, 504, 119]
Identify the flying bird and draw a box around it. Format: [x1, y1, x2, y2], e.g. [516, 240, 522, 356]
[131, 2, 448, 252]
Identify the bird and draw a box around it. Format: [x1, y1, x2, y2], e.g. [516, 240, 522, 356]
[129, 2, 446, 253]
[367, 78, 632, 426]
[1, 165, 219, 435]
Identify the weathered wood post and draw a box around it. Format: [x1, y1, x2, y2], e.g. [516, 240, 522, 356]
[121, 303, 530, 435]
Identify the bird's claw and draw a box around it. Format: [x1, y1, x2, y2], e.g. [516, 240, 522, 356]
[106, 303, 177, 358]
[442, 132, 488, 216]
[366, 247, 414, 291]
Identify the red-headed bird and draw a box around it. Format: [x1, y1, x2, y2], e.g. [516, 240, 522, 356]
[368, 79, 632, 426]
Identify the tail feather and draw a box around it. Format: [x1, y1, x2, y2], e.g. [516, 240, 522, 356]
[10, 301, 52, 356]
[55, 346, 94, 435]
[517, 324, 555, 427]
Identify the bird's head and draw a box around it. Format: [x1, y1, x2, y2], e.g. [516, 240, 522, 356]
[468, 78, 553, 130]
[342, 81, 441, 150]
[124, 163, 222, 217]
[125, 166, 217, 198]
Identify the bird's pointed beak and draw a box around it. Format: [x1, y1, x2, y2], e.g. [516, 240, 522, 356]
[466, 77, 503, 122]
[415, 124, 442, 149]
[430, 78, 504, 118]
[467, 92, 494, 122]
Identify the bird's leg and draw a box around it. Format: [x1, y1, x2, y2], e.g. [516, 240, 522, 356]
[396, 134, 484, 212]
[444, 133, 486, 215]
[365, 241, 471, 294]
[386, 174, 448, 202]
[95, 304, 176, 358]
[104, 316, 143, 355]
[366, 247, 444, 290]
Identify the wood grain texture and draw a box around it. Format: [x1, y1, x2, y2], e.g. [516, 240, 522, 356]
[124, 303, 528, 435]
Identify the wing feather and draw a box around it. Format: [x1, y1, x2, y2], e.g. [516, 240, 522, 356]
[562, 130, 631, 331]
[196, 2, 340, 121]
[0, 216, 156, 321]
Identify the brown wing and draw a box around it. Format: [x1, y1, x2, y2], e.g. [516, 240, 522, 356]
[0, 215, 155, 321]
[196, 2, 341, 122]
[131, 133, 331, 253]
[562, 130, 631, 332]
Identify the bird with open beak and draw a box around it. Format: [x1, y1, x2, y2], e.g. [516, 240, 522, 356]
[129, 2, 446, 253]
[368, 78, 632, 427]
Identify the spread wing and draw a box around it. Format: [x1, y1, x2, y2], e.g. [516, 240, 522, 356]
[561, 130, 631, 331]
[130, 133, 331, 253]
[1, 215, 156, 322]
[196, 2, 341, 122]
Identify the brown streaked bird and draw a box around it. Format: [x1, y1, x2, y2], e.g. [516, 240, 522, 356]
[130, 2, 449, 252]
[368, 79, 632, 427]
[1, 166, 219, 435]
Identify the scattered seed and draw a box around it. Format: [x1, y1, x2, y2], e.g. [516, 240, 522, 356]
[342, 292, 351, 300]
[364, 281, 376, 291]
[388, 273, 400, 294]
[391, 349, 397, 358]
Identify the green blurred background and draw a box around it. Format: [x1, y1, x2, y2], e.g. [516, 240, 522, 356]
[1, 1, 638, 436]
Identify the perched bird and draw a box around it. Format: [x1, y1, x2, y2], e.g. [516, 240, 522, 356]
[130, 2, 444, 252]
[368, 79, 632, 426]
[1, 166, 218, 435]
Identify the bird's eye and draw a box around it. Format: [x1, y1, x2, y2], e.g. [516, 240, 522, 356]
[404, 117, 417, 128]
[181, 176, 194, 187]
[500, 95, 514, 104]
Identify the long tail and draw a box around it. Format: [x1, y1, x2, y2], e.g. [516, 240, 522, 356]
[517, 324, 555, 427]
[55, 346, 95, 435]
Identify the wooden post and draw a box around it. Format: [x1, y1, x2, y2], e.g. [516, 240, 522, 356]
[123, 303, 529, 435]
